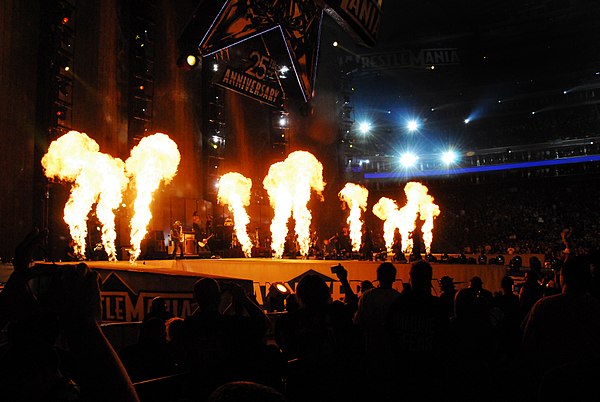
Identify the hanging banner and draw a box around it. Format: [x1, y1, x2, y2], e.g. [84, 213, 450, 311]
[323, 0, 383, 47]
[216, 48, 284, 107]
[340, 48, 461, 70]
[178, 0, 323, 102]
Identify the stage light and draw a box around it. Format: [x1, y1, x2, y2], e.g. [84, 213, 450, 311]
[279, 65, 289, 78]
[464, 118, 470, 124]
[265, 282, 292, 312]
[273, 111, 289, 128]
[400, 152, 418, 168]
[358, 121, 371, 134]
[441, 150, 458, 165]
[177, 52, 200, 70]
[407, 120, 419, 132]
[509, 255, 522, 270]
[333, 41, 339, 47]
[212, 63, 219, 72]
[186, 55, 198, 67]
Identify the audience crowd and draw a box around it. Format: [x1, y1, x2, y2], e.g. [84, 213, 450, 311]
[1, 225, 600, 402]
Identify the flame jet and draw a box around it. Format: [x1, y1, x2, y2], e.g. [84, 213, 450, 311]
[41, 131, 127, 261]
[217, 172, 253, 257]
[404, 182, 440, 253]
[126, 133, 180, 262]
[372, 197, 400, 252]
[373, 182, 441, 255]
[339, 183, 369, 252]
[263, 151, 325, 258]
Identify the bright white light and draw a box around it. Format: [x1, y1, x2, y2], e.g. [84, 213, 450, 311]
[400, 153, 418, 167]
[186, 55, 197, 66]
[464, 118, 470, 124]
[280, 66, 289, 74]
[279, 117, 287, 127]
[212, 63, 219, 72]
[442, 150, 458, 165]
[359, 122, 371, 134]
[333, 41, 339, 47]
[407, 120, 419, 132]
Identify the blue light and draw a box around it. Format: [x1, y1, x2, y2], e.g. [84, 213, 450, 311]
[407, 120, 419, 132]
[364, 154, 600, 179]
[441, 150, 458, 165]
[359, 122, 371, 134]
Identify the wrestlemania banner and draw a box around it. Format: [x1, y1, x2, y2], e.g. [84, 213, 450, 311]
[340, 48, 461, 71]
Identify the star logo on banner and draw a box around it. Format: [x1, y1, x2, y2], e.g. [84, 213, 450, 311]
[180, 0, 323, 102]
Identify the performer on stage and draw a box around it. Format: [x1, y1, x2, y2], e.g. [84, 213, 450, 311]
[192, 211, 203, 255]
[409, 212, 425, 261]
[170, 220, 184, 259]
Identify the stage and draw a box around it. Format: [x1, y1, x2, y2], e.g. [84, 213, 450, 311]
[2, 258, 509, 322]
[88, 258, 507, 319]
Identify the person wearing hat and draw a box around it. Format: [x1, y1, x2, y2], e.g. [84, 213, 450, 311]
[439, 275, 456, 319]
[170, 220, 184, 259]
[455, 276, 493, 323]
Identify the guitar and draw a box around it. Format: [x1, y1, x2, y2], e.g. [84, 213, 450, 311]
[198, 234, 214, 248]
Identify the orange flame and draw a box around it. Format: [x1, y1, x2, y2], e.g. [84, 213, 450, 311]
[339, 183, 369, 252]
[263, 151, 325, 258]
[404, 182, 440, 253]
[373, 182, 440, 255]
[217, 172, 253, 257]
[125, 133, 180, 262]
[372, 197, 400, 252]
[41, 131, 127, 261]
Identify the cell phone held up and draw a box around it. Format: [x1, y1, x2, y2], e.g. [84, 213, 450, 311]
[330, 263, 342, 274]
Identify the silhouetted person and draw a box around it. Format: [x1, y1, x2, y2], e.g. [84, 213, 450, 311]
[338, 227, 351, 258]
[438, 275, 456, 319]
[0, 229, 139, 402]
[354, 262, 400, 399]
[143, 296, 174, 323]
[451, 276, 496, 399]
[519, 270, 544, 319]
[276, 274, 361, 402]
[521, 256, 600, 397]
[386, 261, 448, 399]
[170, 221, 184, 259]
[360, 280, 374, 294]
[493, 276, 521, 361]
[120, 317, 174, 382]
[409, 212, 425, 261]
[360, 227, 374, 261]
[182, 278, 270, 400]
[64, 239, 77, 261]
[165, 317, 186, 371]
[391, 228, 403, 261]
